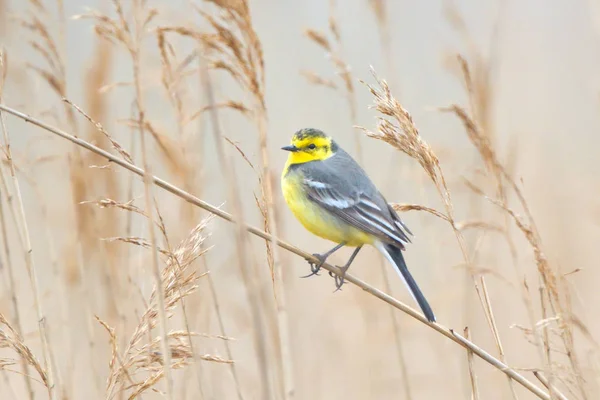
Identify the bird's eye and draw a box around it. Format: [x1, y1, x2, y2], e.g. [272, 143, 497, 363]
[308, 143, 316, 150]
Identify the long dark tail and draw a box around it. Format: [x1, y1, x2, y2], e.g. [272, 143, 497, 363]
[382, 244, 436, 322]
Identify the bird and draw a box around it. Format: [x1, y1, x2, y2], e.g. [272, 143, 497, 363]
[280, 128, 435, 322]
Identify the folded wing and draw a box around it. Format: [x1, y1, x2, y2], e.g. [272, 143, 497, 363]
[302, 174, 412, 248]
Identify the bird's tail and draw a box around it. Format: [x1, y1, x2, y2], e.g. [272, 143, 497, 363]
[379, 243, 436, 322]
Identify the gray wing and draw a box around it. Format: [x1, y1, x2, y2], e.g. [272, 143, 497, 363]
[301, 150, 412, 247]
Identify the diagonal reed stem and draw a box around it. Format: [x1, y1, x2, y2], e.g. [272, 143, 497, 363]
[0, 107, 56, 398]
[0, 103, 553, 400]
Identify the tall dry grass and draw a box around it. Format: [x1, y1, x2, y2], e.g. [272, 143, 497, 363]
[0, 0, 598, 399]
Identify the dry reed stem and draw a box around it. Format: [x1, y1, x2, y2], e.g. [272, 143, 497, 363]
[198, 57, 260, 399]
[358, 69, 510, 381]
[88, 0, 172, 395]
[79, 1, 175, 397]
[0, 190, 34, 397]
[0, 103, 554, 400]
[154, 37, 205, 313]
[378, 255, 413, 399]
[175, 2, 293, 395]
[464, 327, 480, 400]
[22, 0, 81, 229]
[156, 29, 199, 209]
[135, 46, 174, 400]
[199, 256, 243, 400]
[534, 371, 570, 400]
[0, 0, 6, 37]
[80, 34, 126, 332]
[445, 43, 588, 398]
[445, 52, 586, 397]
[0, 51, 56, 399]
[486, 194, 585, 393]
[225, 133, 293, 399]
[191, 60, 244, 400]
[200, 0, 284, 315]
[22, 3, 110, 397]
[540, 287, 557, 399]
[0, 51, 35, 400]
[141, 12, 175, 400]
[200, 6, 291, 395]
[0, 372, 18, 399]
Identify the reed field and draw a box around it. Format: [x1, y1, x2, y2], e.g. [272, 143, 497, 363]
[0, 0, 599, 399]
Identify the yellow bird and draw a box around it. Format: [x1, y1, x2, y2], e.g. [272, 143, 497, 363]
[281, 128, 435, 322]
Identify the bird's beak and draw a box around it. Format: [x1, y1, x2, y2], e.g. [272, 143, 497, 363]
[281, 144, 299, 152]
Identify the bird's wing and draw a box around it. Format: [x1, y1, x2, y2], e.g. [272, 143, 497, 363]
[301, 156, 411, 247]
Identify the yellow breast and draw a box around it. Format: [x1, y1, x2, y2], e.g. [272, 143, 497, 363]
[281, 166, 373, 247]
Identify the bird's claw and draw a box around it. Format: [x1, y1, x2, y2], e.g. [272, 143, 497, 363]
[301, 253, 325, 278]
[302, 248, 351, 292]
[332, 267, 348, 292]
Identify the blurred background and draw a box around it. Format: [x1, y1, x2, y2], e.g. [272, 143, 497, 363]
[0, 0, 599, 399]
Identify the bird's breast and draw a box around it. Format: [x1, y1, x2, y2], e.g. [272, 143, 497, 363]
[281, 169, 373, 246]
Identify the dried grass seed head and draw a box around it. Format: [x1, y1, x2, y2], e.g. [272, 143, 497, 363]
[358, 69, 440, 184]
[0, 314, 48, 387]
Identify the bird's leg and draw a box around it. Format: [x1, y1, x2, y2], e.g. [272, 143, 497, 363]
[331, 246, 363, 291]
[302, 242, 345, 278]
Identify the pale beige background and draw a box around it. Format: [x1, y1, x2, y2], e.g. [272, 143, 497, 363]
[0, 0, 599, 399]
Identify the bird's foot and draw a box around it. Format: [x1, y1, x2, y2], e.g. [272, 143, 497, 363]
[330, 266, 350, 292]
[301, 253, 326, 278]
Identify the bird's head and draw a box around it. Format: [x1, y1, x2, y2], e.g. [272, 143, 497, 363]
[282, 128, 338, 164]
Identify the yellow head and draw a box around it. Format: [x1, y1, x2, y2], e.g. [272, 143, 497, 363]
[281, 128, 337, 165]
